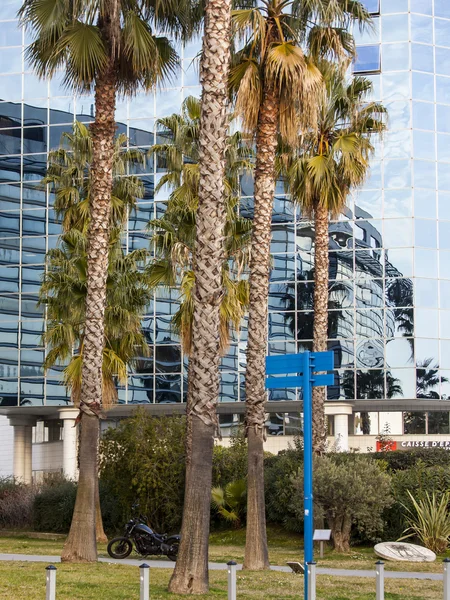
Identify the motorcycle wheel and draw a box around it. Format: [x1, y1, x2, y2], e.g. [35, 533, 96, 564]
[107, 537, 133, 559]
[166, 542, 179, 562]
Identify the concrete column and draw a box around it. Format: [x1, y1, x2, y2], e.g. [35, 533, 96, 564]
[8, 416, 37, 484]
[59, 409, 79, 481]
[325, 403, 353, 452]
[334, 414, 349, 452]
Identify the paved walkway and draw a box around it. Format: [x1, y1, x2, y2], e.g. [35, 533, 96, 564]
[0, 553, 443, 580]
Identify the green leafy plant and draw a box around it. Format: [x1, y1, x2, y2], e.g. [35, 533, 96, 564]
[399, 490, 450, 554]
[211, 479, 247, 528]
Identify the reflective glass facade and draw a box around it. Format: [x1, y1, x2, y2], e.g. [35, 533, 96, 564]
[1, 1, 450, 435]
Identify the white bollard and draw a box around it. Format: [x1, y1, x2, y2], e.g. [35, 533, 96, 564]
[45, 565, 56, 600]
[376, 561, 385, 600]
[140, 563, 150, 600]
[444, 559, 450, 600]
[307, 562, 316, 600]
[227, 560, 237, 600]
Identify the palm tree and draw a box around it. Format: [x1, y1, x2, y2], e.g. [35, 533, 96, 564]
[19, 0, 188, 562]
[40, 121, 151, 543]
[168, 0, 234, 593]
[230, 0, 372, 569]
[148, 96, 252, 354]
[286, 62, 386, 454]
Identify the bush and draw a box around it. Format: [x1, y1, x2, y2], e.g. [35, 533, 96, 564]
[99, 409, 186, 534]
[264, 437, 304, 532]
[33, 476, 77, 533]
[0, 478, 35, 529]
[371, 448, 450, 472]
[383, 461, 450, 540]
[289, 455, 393, 552]
[400, 491, 450, 554]
[212, 429, 248, 488]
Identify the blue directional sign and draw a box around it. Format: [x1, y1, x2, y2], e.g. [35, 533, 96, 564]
[265, 351, 334, 600]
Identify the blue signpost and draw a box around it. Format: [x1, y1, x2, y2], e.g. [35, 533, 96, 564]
[265, 350, 334, 600]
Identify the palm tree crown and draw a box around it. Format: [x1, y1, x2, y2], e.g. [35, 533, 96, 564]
[19, 0, 189, 94]
[286, 61, 386, 216]
[230, 0, 372, 144]
[40, 123, 151, 407]
[148, 96, 252, 354]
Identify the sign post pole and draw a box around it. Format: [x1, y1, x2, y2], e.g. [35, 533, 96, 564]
[303, 351, 313, 600]
[265, 349, 333, 600]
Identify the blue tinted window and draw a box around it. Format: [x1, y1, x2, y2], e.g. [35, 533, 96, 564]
[362, 0, 380, 13]
[354, 45, 381, 73]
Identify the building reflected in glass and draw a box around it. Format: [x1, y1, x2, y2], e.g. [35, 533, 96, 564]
[1, 0, 450, 446]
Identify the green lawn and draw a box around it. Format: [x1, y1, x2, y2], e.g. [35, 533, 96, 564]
[1, 526, 448, 573]
[0, 561, 445, 600]
[0, 529, 447, 599]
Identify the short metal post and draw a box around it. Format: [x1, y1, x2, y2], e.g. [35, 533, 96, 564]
[140, 563, 150, 600]
[307, 562, 316, 600]
[319, 541, 324, 559]
[376, 561, 385, 600]
[444, 558, 450, 600]
[227, 560, 237, 600]
[45, 565, 56, 600]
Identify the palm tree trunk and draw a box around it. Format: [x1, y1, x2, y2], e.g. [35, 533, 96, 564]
[95, 468, 108, 544]
[312, 201, 329, 454]
[168, 0, 232, 593]
[243, 82, 279, 572]
[61, 64, 116, 562]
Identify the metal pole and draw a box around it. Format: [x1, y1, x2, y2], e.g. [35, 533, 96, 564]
[227, 561, 237, 600]
[319, 541, 324, 560]
[444, 558, 450, 600]
[45, 565, 56, 600]
[307, 562, 316, 600]
[140, 563, 150, 600]
[303, 351, 313, 600]
[376, 561, 384, 600]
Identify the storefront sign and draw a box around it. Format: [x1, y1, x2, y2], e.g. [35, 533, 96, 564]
[400, 440, 450, 449]
[375, 440, 450, 451]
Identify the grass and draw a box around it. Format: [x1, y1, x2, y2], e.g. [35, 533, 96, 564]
[0, 561, 444, 600]
[0, 526, 448, 572]
[0, 528, 448, 598]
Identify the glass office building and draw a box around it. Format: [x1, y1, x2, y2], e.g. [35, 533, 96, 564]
[1, 0, 450, 471]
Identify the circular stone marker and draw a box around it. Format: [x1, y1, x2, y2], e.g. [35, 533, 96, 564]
[374, 542, 436, 562]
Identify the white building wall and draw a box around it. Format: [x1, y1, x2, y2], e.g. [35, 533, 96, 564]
[0, 416, 13, 478]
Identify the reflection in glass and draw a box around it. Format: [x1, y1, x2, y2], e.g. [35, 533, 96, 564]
[382, 43, 409, 71]
[410, 14, 433, 44]
[412, 72, 434, 102]
[354, 46, 381, 73]
[413, 101, 435, 131]
[404, 412, 426, 434]
[382, 14, 409, 42]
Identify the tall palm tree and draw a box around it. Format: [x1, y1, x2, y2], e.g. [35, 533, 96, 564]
[230, 0, 372, 569]
[19, 0, 188, 562]
[148, 96, 252, 354]
[168, 0, 234, 593]
[40, 121, 151, 542]
[287, 62, 386, 454]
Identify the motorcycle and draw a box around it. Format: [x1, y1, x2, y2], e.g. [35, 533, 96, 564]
[107, 508, 180, 562]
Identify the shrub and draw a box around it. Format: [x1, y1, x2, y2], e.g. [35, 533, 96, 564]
[212, 429, 248, 487]
[371, 448, 450, 472]
[33, 476, 77, 533]
[383, 462, 450, 540]
[99, 409, 186, 534]
[0, 478, 35, 529]
[264, 437, 304, 532]
[211, 479, 247, 528]
[400, 491, 450, 554]
[289, 455, 393, 552]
